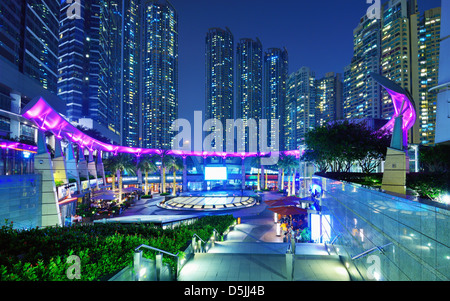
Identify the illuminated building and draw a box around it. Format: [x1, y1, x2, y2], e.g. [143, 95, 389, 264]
[58, 0, 122, 144]
[343, 15, 381, 120]
[263, 48, 288, 151]
[286, 66, 316, 149]
[236, 38, 263, 152]
[141, 0, 179, 149]
[205, 27, 234, 150]
[380, 0, 420, 144]
[316, 72, 343, 127]
[417, 8, 441, 146]
[0, 0, 61, 143]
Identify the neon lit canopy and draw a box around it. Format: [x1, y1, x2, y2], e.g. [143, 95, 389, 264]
[21, 97, 301, 158]
[370, 72, 417, 135]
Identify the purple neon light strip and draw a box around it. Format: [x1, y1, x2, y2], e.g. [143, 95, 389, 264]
[22, 98, 301, 158]
[379, 87, 416, 134]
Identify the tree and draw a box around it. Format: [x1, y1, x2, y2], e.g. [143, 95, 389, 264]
[419, 144, 450, 173]
[158, 150, 172, 194]
[278, 154, 298, 194]
[104, 153, 135, 203]
[302, 120, 391, 174]
[250, 156, 262, 191]
[137, 155, 158, 195]
[165, 155, 183, 196]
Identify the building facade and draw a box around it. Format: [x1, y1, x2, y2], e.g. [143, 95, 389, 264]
[343, 15, 381, 120]
[263, 47, 288, 151]
[236, 38, 263, 152]
[205, 27, 234, 150]
[417, 8, 441, 146]
[141, 0, 179, 149]
[380, 0, 420, 144]
[285, 67, 316, 150]
[316, 72, 343, 127]
[58, 0, 122, 144]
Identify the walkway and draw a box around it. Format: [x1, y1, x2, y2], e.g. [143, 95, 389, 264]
[120, 191, 351, 281]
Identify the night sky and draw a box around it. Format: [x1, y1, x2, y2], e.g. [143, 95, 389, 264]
[171, 0, 441, 125]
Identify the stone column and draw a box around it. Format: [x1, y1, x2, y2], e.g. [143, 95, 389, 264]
[77, 147, 89, 191]
[65, 143, 81, 193]
[52, 138, 68, 190]
[34, 131, 62, 227]
[87, 150, 98, 189]
[96, 151, 106, 188]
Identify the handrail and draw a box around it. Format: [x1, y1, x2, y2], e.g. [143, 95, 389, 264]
[351, 243, 392, 261]
[193, 233, 206, 243]
[134, 244, 179, 258]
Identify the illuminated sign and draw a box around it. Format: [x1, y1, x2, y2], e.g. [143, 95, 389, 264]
[205, 167, 227, 181]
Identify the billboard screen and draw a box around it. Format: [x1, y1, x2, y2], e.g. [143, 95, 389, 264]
[205, 167, 227, 181]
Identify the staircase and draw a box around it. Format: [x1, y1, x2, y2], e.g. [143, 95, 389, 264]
[177, 241, 350, 281]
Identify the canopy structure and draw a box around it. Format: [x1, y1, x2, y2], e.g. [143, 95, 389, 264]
[269, 206, 307, 216]
[21, 97, 302, 159]
[370, 72, 417, 148]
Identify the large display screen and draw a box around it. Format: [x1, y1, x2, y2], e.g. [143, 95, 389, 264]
[204, 167, 228, 181]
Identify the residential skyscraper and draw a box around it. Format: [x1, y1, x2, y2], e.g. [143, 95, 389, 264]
[285, 67, 316, 150]
[0, 0, 60, 94]
[58, 0, 122, 144]
[0, 0, 61, 143]
[236, 38, 263, 152]
[121, 0, 141, 148]
[381, 0, 420, 144]
[343, 15, 381, 120]
[434, 0, 450, 145]
[417, 7, 441, 146]
[205, 27, 234, 150]
[316, 72, 343, 127]
[141, 0, 179, 150]
[263, 47, 288, 151]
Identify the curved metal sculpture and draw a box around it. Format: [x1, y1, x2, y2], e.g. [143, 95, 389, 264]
[370, 72, 417, 150]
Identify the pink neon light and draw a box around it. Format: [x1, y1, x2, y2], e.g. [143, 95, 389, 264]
[22, 98, 301, 158]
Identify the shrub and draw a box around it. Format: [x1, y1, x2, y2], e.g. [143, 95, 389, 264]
[0, 215, 235, 281]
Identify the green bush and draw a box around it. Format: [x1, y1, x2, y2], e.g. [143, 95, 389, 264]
[0, 215, 235, 281]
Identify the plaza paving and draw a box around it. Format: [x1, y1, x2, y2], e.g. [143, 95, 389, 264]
[120, 191, 351, 281]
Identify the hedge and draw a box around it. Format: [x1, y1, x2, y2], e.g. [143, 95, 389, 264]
[0, 214, 235, 281]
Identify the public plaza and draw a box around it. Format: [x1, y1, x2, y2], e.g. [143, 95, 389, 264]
[0, 0, 449, 285]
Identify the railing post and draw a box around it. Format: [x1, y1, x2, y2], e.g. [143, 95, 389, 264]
[192, 236, 197, 253]
[155, 253, 163, 281]
[134, 249, 143, 281]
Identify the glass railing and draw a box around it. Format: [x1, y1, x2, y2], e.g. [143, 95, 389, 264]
[317, 175, 450, 281]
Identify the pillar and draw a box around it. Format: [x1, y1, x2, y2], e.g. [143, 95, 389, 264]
[65, 143, 81, 193]
[52, 138, 68, 189]
[87, 150, 98, 189]
[241, 157, 246, 190]
[182, 156, 187, 192]
[34, 131, 62, 227]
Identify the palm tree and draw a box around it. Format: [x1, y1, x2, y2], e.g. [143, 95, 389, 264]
[111, 153, 136, 203]
[250, 156, 262, 191]
[277, 155, 287, 191]
[165, 155, 183, 196]
[280, 155, 298, 196]
[137, 155, 158, 195]
[104, 156, 119, 191]
[158, 149, 172, 193]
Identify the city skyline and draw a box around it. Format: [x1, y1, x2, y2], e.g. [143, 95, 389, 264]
[173, 0, 440, 126]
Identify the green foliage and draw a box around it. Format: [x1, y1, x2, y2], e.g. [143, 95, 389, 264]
[419, 145, 450, 173]
[0, 215, 235, 281]
[302, 120, 391, 174]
